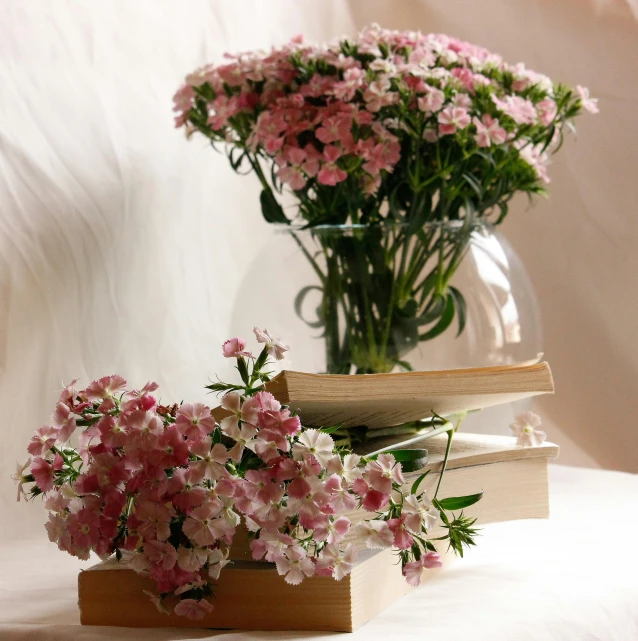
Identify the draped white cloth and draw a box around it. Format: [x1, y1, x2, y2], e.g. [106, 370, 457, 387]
[2, 465, 637, 640]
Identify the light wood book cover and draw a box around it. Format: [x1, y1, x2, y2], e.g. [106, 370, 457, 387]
[211, 362, 554, 429]
[79, 548, 423, 631]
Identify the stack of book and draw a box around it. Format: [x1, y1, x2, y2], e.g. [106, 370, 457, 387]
[79, 361, 557, 631]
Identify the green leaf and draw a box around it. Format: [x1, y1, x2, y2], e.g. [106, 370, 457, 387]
[236, 356, 250, 385]
[462, 172, 483, 199]
[448, 286, 467, 337]
[410, 471, 430, 495]
[437, 491, 484, 511]
[318, 424, 344, 435]
[419, 294, 455, 341]
[260, 189, 289, 224]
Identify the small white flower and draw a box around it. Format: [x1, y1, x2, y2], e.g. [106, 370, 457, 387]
[11, 459, 31, 502]
[292, 429, 335, 466]
[510, 411, 547, 447]
[253, 327, 290, 360]
[352, 520, 394, 550]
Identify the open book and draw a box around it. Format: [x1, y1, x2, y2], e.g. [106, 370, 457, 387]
[227, 361, 554, 429]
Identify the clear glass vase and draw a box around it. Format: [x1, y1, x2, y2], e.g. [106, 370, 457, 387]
[232, 221, 542, 376]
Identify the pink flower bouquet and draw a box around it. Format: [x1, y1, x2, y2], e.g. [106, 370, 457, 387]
[174, 25, 596, 375]
[15, 329, 481, 620]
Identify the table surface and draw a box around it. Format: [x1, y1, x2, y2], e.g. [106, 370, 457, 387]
[1, 464, 637, 641]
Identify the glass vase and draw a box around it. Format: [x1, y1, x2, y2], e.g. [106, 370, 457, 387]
[232, 221, 542, 375]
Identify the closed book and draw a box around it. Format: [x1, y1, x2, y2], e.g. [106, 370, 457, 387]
[79, 548, 425, 632]
[211, 361, 554, 429]
[229, 433, 559, 560]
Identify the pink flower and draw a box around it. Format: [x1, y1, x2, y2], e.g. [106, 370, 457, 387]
[182, 502, 226, 546]
[510, 411, 547, 447]
[491, 95, 537, 125]
[402, 551, 442, 586]
[126, 410, 164, 451]
[403, 559, 424, 587]
[422, 551, 443, 569]
[277, 164, 307, 190]
[144, 540, 179, 570]
[52, 402, 77, 442]
[362, 488, 389, 512]
[316, 543, 358, 580]
[536, 99, 558, 126]
[31, 456, 56, 492]
[175, 403, 216, 442]
[189, 439, 229, 480]
[353, 519, 394, 549]
[292, 429, 335, 466]
[222, 336, 252, 358]
[67, 508, 100, 550]
[85, 375, 127, 402]
[363, 79, 398, 112]
[364, 453, 404, 494]
[253, 327, 290, 360]
[402, 494, 438, 533]
[417, 87, 445, 113]
[313, 516, 350, 544]
[472, 114, 507, 148]
[387, 516, 414, 549]
[437, 106, 471, 135]
[174, 598, 213, 620]
[176, 545, 208, 572]
[134, 502, 174, 542]
[317, 162, 348, 186]
[275, 546, 315, 584]
[27, 425, 60, 457]
[576, 85, 599, 114]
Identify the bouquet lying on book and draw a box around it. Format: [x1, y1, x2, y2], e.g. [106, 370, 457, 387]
[14, 328, 550, 622]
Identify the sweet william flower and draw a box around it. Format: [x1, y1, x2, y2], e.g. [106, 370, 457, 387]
[576, 86, 599, 114]
[438, 106, 471, 135]
[510, 411, 547, 447]
[403, 560, 424, 587]
[403, 493, 439, 533]
[222, 336, 252, 358]
[253, 327, 290, 360]
[316, 543, 358, 580]
[473, 114, 507, 148]
[275, 546, 315, 584]
[364, 453, 404, 494]
[84, 375, 127, 402]
[177, 545, 208, 572]
[353, 519, 394, 549]
[292, 429, 335, 466]
[174, 598, 213, 620]
[175, 403, 216, 442]
[144, 540, 179, 571]
[27, 425, 60, 457]
[12, 459, 32, 501]
[31, 456, 57, 493]
[387, 515, 414, 549]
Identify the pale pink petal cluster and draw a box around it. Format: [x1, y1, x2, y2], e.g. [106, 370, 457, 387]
[510, 411, 547, 447]
[16, 329, 504, 618]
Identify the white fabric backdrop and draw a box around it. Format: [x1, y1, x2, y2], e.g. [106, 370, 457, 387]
[1, 0, 637, 543]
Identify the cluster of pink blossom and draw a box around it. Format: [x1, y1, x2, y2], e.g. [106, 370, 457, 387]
[16, 328, 463, 620]
[175, 24, 596, 205]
